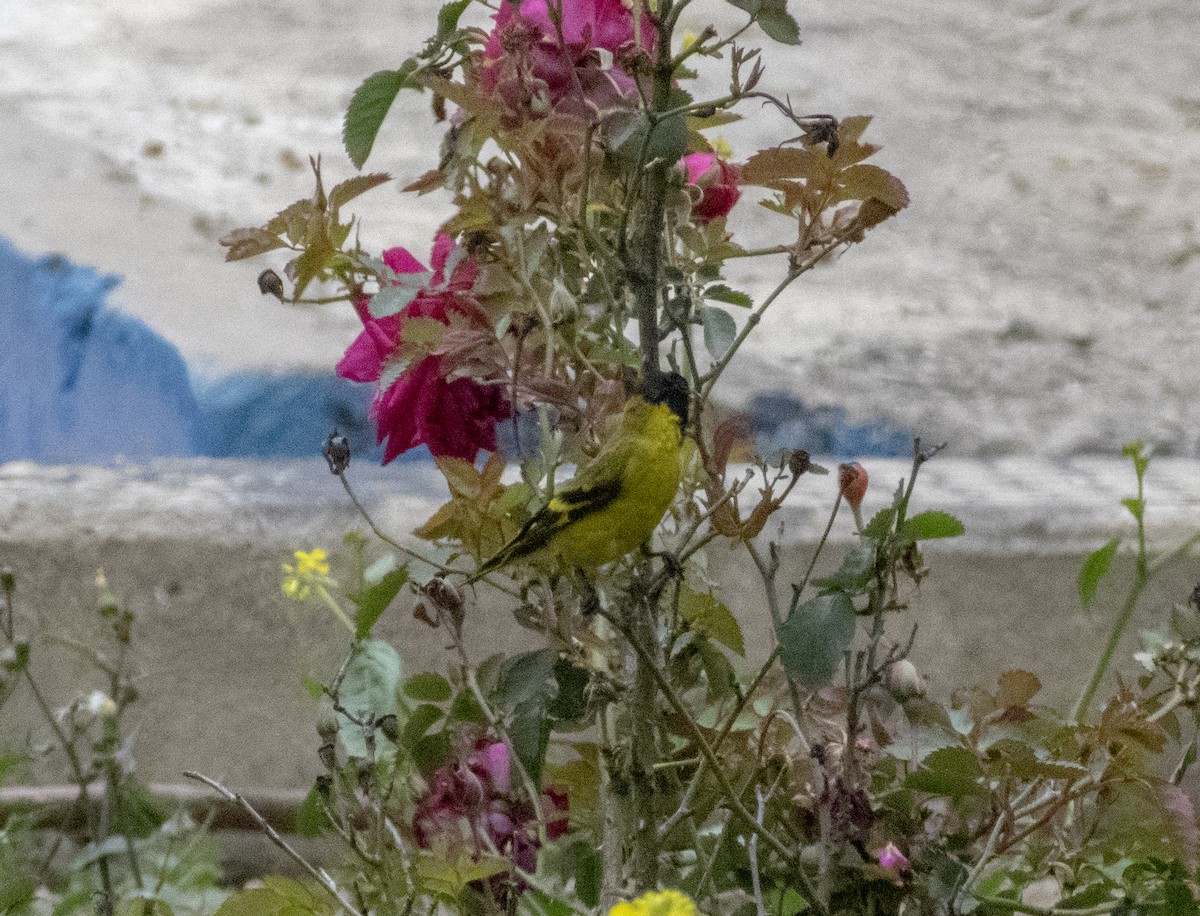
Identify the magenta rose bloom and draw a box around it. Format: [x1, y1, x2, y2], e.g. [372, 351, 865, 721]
[481, 0, 656, 115]
[413, 737, 569, 883]
[336, 235, 508, 464]
[683, 152, 742, 223]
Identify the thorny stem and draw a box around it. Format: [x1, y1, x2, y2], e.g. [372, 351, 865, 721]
[609, 610, 828, 914]
[336, 469, 521, 599]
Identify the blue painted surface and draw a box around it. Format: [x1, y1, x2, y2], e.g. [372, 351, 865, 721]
[0, 238, 908, 464]
[0, 237, 202, 462]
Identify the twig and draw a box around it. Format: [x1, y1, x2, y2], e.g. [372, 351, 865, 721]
[183, 771, 367, 916]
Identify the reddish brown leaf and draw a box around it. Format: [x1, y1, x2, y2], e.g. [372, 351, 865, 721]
[834, 164, 910, 210]
[403, 169, 446, 195]
[219, 227, 286, 262]
[328, 172, 391, 212]
[995, 670, 1042, 710]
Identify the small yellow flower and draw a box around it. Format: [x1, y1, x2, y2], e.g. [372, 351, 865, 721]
[294, 549, 330, 576]
[710, 136, 734, 160]
[681, 30, 698, 50]
[281, 548, 333, 601]
[610, 890, 699, 916]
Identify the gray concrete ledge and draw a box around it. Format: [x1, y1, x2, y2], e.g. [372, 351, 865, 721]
[2, 456, 1196, 554]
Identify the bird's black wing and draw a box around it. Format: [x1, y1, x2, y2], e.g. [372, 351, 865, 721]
[478, 476, 623, 573]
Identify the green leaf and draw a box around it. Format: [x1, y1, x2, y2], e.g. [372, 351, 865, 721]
[213, 876, 336, 916]
[500, 649, 558, 712]
[1121, 497, 1144, 523]
[814, 542, 875, 593]
[508, 703, 552, 785]
[403, 703, 446, 747]
[294, 784, 330, 836]
[679, 585, 746, 656]
[412, 731, 452, 776]
[900, 510, 965, 541]
[862, 507, 897, 540]
[726, 0, 801, 45]
[337, 639, 403, 758]
[566, 841, 602, 909]
[756, 0, 802, 44]
[1079, 537, 1120, 609]
[437, 0, 473, 37]
[701, 305, 737, 361]
[353, 566, 408, 639]
[703, 283, 753, 308]
[777, 593, 856, 687]
[343, 62, 420, 169]
[548, 658, 590, 722]
[405, 671, 452, 702]
[328, 172, 391, 213]
[903, 746, 983, 798]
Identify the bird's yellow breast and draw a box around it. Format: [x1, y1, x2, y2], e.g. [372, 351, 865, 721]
[545, 401, 682, 570]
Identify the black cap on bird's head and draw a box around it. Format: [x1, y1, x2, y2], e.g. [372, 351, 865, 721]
[639, 371, 690, 426]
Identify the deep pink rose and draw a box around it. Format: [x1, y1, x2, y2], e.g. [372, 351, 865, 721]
[336, 236, 508, 464]
[481, 0, 655, 115]
[683, 152, 742, 223]
[412, 736, 569, 885]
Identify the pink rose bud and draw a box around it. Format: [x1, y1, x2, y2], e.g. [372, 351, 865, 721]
[878, 841, 909, 871]
[838, 462, 868, 510]
[682, 152, 742, 223]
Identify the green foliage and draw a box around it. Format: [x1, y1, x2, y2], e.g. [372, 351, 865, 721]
[1080, 536, 1121, 608]
[352, 566, 408, 638]
[213, 876, 335, 916]
[777, 593, 856, 686]
[337, 639, 403, 758]
[343, 62, 421, 169]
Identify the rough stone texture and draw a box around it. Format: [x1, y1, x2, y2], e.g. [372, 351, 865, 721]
[2, 457, 1196, 790]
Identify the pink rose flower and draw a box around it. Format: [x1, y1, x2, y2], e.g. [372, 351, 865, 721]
[481, 0, 655, 116]
[412, 736, 569, 883]
[683, 152, 742, 223]
[336, 236, 508, 464]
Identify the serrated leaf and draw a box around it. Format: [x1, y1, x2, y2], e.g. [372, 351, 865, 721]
[328, 172, 391, 212]
[353, 566, 407, 639]
[437, 0, 473, 37]
[338, 639, 403, 758]
[219, 227, 286, 262]
[679, 585, 746, 656]
[904, 746, 983, 798]
[778, 593, 856, 687]
[344, 62, 421, 169]
[703, 283, 753, 308]
[1079, 537, 1120, 609]
[862, 507, 897, 540]
[900, 510, 965, 541]
[405, 672, 453, 702]
[701, 305, 737, 360]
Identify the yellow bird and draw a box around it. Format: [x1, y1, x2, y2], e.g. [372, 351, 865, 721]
[474, 372, 689, 578]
